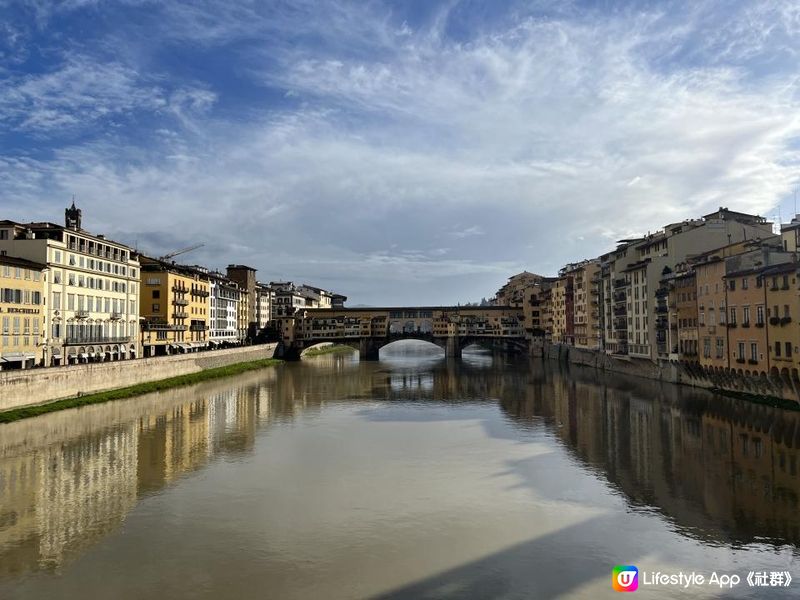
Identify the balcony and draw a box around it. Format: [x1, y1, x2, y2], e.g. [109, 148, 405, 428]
[613, 307, 626, 316]
[173, 298, 189, 306]
[173, 311, 188, 319]
[748, 359, 758, 365]
[65, 335, 131, 345]
[190, 323, 207, 332]
[741, 322, 750, 328]
[755, 321, 764, 328]
[75, 309, 90, 319]
[770, 316, 780, 326]
[110, 311, 123, 320]
[172, 284, 188, 294]
[142, 322, 187, 332]
[727, 322, 737, 328]
[655, 306, 668, 314]
[781, 317, 792, 326]
[192, 289, 210, 298]
[613, 278, 627, 289]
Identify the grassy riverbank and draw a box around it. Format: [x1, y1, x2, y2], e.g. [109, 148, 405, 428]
[0, 358, 283, 424]
[302, 344, 357, 358]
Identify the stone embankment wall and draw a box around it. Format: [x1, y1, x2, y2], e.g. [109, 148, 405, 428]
[0, 343, 277, 412]
[535, 341, 800, 405]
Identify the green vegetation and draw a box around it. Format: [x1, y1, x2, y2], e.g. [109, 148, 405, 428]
[302, 344, 357, 358]
[0, 358, 283, 424]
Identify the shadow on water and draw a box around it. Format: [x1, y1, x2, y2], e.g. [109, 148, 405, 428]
[375, 514, 625, 600]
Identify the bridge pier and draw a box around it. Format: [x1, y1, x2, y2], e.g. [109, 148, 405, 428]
[446, 336, 462, 359]
[359, 338, 380, 361]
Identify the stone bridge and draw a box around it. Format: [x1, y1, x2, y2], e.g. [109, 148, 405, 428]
[277, 306, 527, 360]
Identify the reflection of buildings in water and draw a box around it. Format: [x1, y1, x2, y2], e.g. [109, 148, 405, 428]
[0, 376, 267, 578]
[0, 453, 41, 577]
[138, 400, 211, 492]
[37, 426, 139, 567]
[390, 372, 434, 392]
[501, 363, 800, 546]
[0, 426, 139, 575]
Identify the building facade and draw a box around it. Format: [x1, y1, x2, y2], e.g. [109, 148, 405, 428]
[208, 271, 241, 347]
[0, 204, 140, 365]
[0, 255, 47, 369]
[139, 257, 210, 356]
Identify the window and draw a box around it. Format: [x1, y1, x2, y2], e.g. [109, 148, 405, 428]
[750, 343, 758, 362]
[786, 342, 792, 358]
[743, 306, 750, 325]
[703, 338, 711, 358]
[757, 305, 764, 325]
[742, 278, 748, 290]
[784, 305, 790, 318]
[716, 338, 724, 358]
[738, 342, 745, 359]
[728, 279, 736, 291]
[53, 292, 61, 310]
[776, 341, 781, 357]
[152, 303, 160, 311]
[729, 307, 736, 324]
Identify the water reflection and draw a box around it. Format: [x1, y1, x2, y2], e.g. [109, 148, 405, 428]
[0, 353, 798, 591]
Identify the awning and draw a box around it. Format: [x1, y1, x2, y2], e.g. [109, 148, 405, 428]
[79, 353, 88, 359]
[0, 353, 35, 362]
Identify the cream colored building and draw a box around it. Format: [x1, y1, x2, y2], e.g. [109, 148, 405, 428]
[567, 261, 601, 349]
[0, 204, 140, 365]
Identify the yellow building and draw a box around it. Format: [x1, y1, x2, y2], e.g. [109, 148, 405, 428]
[0, 255, 48, 369]
[139, 257, 210, 356]
[762, 263, 799, 378]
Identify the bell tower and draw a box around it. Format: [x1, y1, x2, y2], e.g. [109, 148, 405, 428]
[65, 200, 82, 230]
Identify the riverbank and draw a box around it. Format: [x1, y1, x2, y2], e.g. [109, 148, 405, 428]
[0, 358, 282, 424]
[0, 343, 278, 413]
[539, 341, 800, 410]
[302, 344, 357, 357]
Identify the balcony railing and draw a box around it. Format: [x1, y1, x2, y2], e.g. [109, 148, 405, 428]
[172, 284, 188, 293]
[190, 324, 208, 331]
[174, 311, 188, 318]
[75, 309, 90, 319]
[173, 298, 189, 306]
[110, 311, 123, 320]
[142, 322, 187, 332]
[65, 335, 132, 345]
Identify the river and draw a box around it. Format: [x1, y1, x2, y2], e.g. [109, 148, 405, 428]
[0, 344, 798, 599]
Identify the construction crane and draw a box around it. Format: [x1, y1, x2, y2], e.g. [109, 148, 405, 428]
[159, 243, 204, 262]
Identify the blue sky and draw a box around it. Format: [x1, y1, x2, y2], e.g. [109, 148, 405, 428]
[1, 0, 800, 305]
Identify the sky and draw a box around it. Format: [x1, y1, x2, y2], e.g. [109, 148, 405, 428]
[1, 0, 800, 306]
